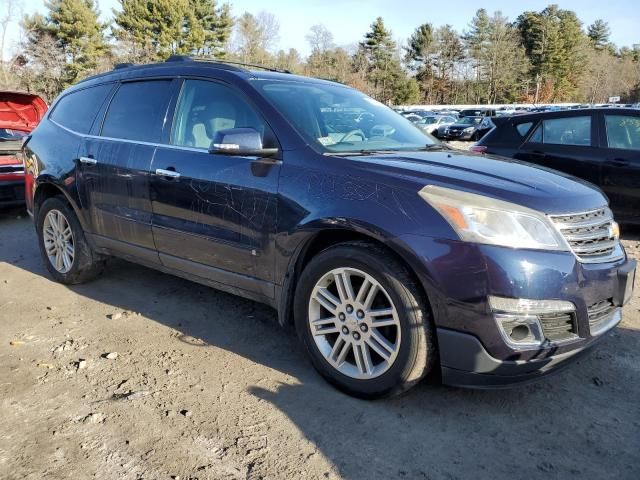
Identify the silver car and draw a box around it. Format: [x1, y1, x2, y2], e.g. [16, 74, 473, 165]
[416, 115, 457, 137]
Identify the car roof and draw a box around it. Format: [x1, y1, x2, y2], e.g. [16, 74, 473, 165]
[70, 57, 347, 94]
[504, 107, 639, 123]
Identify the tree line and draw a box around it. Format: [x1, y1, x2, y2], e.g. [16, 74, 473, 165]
[1, 0, 638, 105]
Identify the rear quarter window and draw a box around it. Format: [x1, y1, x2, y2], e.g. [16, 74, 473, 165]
[515, 122, 534, 137]
[49, 84, 114, 134]
[605, 115, 640, 150]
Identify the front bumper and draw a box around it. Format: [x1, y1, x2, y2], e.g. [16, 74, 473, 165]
[444, 130, 474, 140]
[393, 234, 636, 387]
[0, 177, 25, 206]
[438, 326, 616, 388]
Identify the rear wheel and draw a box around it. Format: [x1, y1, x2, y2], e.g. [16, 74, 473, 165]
[294, 242, 436, 398]
[36, 196, 104, 284]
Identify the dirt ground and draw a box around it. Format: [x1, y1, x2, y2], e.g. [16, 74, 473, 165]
[2, 151, 640, 479]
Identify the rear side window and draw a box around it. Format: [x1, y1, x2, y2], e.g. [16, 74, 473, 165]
[101, 81, 173, 143]
[605, 115, 640, 150]
[50, 84, 113, 134]
[528, 116, 591, 146]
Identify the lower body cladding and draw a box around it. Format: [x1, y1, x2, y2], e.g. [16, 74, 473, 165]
[394, 234, 636, 387]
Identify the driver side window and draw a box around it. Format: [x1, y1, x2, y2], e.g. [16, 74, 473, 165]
[171, 80, 275, 150]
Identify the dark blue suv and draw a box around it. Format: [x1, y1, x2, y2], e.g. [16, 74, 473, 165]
[22, 57, 636, 398]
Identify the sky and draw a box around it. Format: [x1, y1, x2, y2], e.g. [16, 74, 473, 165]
[3, 0, 640, 58]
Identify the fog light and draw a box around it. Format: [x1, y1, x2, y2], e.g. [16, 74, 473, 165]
[495, 313, 545, 348]
[489, 296, 576, 350]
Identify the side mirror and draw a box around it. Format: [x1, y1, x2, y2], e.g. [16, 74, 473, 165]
[209, 127, 278, 157]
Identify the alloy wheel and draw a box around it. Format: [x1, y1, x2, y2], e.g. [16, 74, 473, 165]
[43, 209, 75, 274]
[308, 267, 401, 379]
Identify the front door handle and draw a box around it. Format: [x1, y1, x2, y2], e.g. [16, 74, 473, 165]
[79, 156, 97, 165]
[154, 168, 181, 179]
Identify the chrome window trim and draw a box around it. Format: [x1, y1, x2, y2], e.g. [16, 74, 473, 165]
[50, 118, 208, 154]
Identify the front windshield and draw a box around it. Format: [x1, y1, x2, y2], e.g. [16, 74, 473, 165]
[458, 117, 482, 125]
[257, 80, 435, 153]
[421, 117, 438, 125]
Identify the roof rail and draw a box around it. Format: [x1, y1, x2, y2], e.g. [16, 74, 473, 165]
[165, 54, 291, 74]
[114, 62, 135, 70]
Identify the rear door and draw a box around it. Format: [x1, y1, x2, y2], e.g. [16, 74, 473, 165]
[78, 79, 178, 262]
[149, 78, 281, 298]
[516, 113, 602, 186]
[599, 112, 640, 221]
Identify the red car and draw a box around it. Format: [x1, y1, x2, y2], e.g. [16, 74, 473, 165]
[0, 91, 47, 207]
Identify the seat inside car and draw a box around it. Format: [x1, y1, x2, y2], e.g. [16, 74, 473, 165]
[189, 101, 237, 148]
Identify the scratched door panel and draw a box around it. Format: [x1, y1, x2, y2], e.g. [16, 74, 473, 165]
[78, 136, 157, 252]
[150, 147, 280, 283]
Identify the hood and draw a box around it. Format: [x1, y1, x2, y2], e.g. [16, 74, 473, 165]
[346, 150, 607, 215]
[0, 91, 47, 131]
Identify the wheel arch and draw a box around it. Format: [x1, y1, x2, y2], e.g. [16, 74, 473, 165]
[33, 180, 88, 232]
[276, 222, 441, 331]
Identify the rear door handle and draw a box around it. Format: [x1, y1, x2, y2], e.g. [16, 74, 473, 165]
[154, 168, 181, 179]
[79, 156, 97, 165]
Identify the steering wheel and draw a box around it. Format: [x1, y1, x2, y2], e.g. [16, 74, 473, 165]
[338, 129, 366, 143]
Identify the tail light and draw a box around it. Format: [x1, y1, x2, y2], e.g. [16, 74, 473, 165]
[470, 145, 487, 154]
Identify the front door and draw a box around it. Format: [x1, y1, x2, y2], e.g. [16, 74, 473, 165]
[150, 79, 281, 298]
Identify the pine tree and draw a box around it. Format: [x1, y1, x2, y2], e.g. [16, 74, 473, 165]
[113, 0, 233, 61]
[588, 19, 610, 50]
[360, 17, 404, 103]
[22, 0, 108, 87]
[516, 6, 586, 101]
[183, 0, 232, 57]
[464, 9, 489, 98]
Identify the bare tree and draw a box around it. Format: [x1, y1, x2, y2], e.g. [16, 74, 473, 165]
[0, 0, 22, 88]
[232, 11, 280, 65]
[305, 24, 334, 55]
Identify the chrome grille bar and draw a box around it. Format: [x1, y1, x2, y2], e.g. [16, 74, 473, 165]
[549, 207, 624, 263]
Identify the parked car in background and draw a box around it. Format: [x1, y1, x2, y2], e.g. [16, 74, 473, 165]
[23, 58, 635, 398]
[415, 115, 457, 137]
[459, 108, 497, 118]
[474, 108, 640, 224]
[0, 92, 47, 207]
[403, 113, 424, 124]
[443, 116, 486, 140]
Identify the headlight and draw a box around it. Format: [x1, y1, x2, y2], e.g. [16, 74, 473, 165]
[463, 127, 474, 132]
[418, 185, 568, 250]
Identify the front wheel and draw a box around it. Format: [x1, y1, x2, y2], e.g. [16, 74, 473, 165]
[36, 196, 104, 284]
[294, 242, 437, 398]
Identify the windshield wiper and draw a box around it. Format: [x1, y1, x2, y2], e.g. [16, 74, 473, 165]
[417, 144, 452, 151]
[325, 149, 400, 156]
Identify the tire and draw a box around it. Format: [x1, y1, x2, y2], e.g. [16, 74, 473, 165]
[36, 196, 104, 284]
[294, 241, 436, 399]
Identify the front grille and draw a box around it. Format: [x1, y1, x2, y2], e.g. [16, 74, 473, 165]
[539, 312, 577, 342]
[587, 299, 619, 335]
[549, 208, 622, 263]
